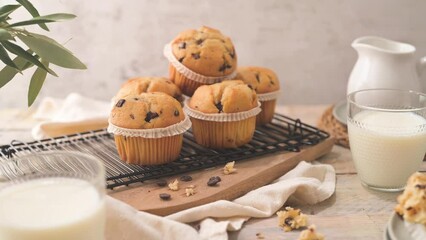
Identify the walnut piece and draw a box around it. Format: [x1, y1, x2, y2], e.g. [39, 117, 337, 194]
[298, 225, 324, 240]
[223, 161, 237, 175]
[168, 179, 179, 191]
[277, 206, 308, 232]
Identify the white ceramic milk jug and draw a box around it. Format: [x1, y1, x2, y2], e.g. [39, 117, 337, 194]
[347, 36, 426, 95]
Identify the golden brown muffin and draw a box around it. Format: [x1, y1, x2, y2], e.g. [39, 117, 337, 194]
[235, 66, 280, 125]
[114, 77, 183, 102]
[109, 92, 189, 165]
[166, 26, 237, 96]
[186, 80, 259, 148]
[395, 172, 426, 225]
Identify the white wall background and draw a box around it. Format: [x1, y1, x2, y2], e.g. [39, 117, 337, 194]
[1, 0, 426, 108]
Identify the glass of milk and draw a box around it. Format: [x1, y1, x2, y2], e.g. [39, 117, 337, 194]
[0, 151, 106, 240]
[347, 89, 426, 192]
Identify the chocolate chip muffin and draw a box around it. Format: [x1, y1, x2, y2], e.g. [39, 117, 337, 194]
[108, 92, 191, 165]
[114, 77, 183, 103]
[235, 66, 281, 125]
[395, 172, 426, 225]
[164, 26, 237, 96]
[185, 80, 260, 148]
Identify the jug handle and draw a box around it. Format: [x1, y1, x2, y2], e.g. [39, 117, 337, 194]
[417, 56, 426, 76]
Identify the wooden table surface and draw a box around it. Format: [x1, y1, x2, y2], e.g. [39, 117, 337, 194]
[1, 105, 425, 240]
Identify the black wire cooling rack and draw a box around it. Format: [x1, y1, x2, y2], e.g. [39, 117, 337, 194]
[0, 114, 329, 189]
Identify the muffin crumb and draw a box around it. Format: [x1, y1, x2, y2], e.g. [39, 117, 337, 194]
[395, 172, 426, 225]
[185, 187, 195, 197]
[277, 207, 308, 232]
[223, 161, 237, 175]
[255, 232, 265, 239]
[168, 179, 179, 191]
[298, 225, 324, 240]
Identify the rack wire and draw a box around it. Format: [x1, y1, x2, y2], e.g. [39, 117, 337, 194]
[0, 114, 329, 189]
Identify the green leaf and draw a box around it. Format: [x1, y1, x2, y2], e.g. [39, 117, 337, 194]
[7, 13, 76, 28]
[16, 0, 49, 31]
[1, 40, 58, 76]
[0, 29, 13, 41]
[0, 44, 19, 70]
[18, 33, 86, 69]
[0, 55, 34, 88]
[0, 5, 21, 20]
[28, 60, 48, 106]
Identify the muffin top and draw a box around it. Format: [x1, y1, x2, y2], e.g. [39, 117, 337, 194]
[170, 26, 237, 77]
[189, 80, 258, 114]
[110, 92, 184, 129]
[115, 77, 183, 102]
[235, 66, 280, 94]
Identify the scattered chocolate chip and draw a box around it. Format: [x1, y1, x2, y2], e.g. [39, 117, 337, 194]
[207, 176, 221, 186]
[178, 57, 185, 63]
[129, 114, 135, 119]
[196, 39, 204, 45]
[174, 109, 180, 116]
[180, 175, 192, 182]
[415, 184, 426, 189]
[255, 73, 260, 83]
[115, 99, 126, 107]
[284, 217, 294, 226]
[192, 53, 200, 59]
[156, 179, 167, 187]
[215, 102, 223, 113]
[178, 42, 186, 49]
[219, 63, 232, 72]
[159, 193, 171, 200]
[145, 111, 159, 122]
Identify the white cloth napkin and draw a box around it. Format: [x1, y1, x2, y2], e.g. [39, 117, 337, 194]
[105, 161, 336, 240]
[31, 93, 110, 139]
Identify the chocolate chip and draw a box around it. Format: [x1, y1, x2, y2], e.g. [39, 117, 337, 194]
[174, 109, 180, 117]
[166, 80, 172, 84]
[159, 193, 171, 200]
[115, 99, 126, 107]
[229, 51, 235, 59]
[156, 179, 167, 187]
[180, 175, 192, 182]
[129, 114, 135, 119]
[134, 97, 139, 101]
[196, 39, 204, 45]
[255, 73, 260, 83]
[207, 176, 221, 186]
[247, 84, 253, 90]
[192, 53, 200, 59]
[415, 184, 426, 189]
[178, 57, 185, 62]
[270, 80, 275, 85]
[178, 42, 186, 49]
[219, 63, 232, 72]
[215, 102, 223, 113]
[406, 206, 413, 211]
[284, 217, 294, 226]
[145, 111, 159, 122]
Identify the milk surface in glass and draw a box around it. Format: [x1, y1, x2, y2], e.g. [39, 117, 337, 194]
[348, 111, 426, 188]
[0, 177, 105, 240]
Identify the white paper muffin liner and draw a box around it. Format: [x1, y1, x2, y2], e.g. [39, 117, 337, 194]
[184, 100, 261, 122]
[163, 43, 237, 84]
[107, 116, 192, 138]
[257, 90, 281, 102]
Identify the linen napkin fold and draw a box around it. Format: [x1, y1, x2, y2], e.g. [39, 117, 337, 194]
[31, 93, 110, 139]
[105, 161, 336, 240]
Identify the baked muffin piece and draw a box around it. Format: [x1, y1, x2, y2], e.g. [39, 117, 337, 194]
[114, 77, 183, 102]
[186, 80, 260, 148]
[189, 80, 257, 114]
[298, 225, 325, 240]
[166, 26, 237, 96]
[235, 66, 280, 125]
[109, 92, 189, 165]
[277, 206, 308, 232]
[395, 172, 426, 225]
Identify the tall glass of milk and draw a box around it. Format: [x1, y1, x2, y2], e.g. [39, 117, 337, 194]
[347, 89, 426, 192]
[0, 151, 106, 240]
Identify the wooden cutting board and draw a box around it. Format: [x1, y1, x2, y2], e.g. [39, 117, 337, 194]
[109, 137, 335, 216]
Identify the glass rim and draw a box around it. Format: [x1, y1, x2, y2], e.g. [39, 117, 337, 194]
[0, 150, 105, 185]
[347, 88, 426, 112]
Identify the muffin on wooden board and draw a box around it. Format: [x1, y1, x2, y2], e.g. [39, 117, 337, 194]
[184, 80, 260, 148]
[235, 66, 280, 125]
[108, 92, 191, 165]
[113, 77, 183, 103]
[164, 26, 237, 96]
